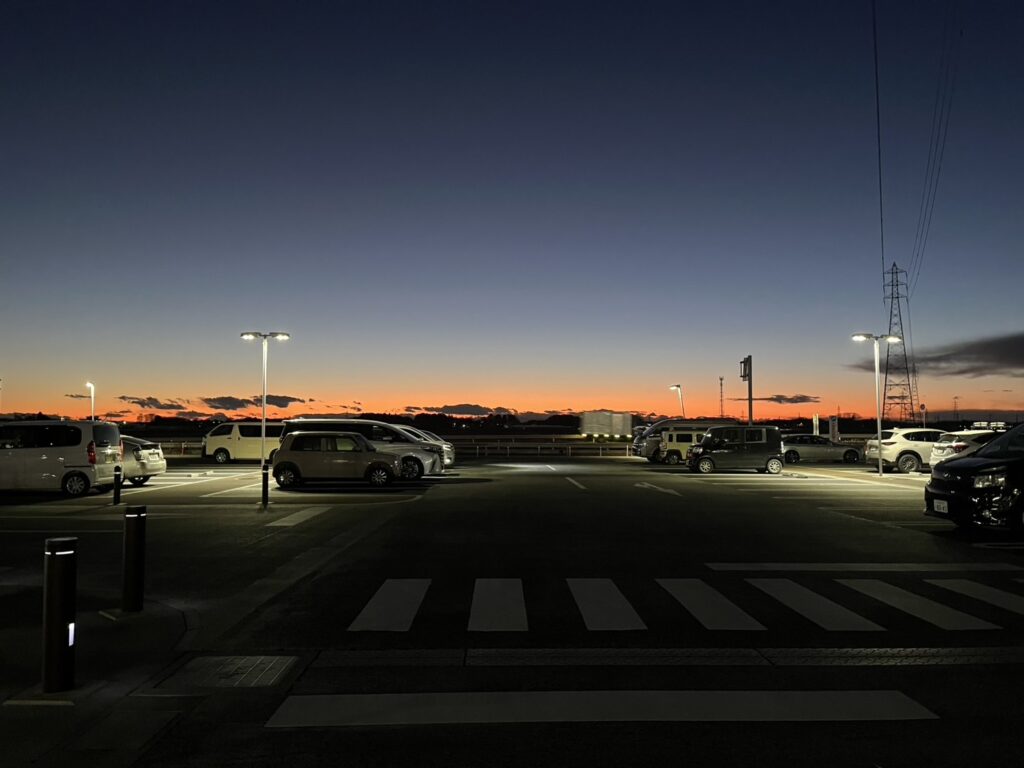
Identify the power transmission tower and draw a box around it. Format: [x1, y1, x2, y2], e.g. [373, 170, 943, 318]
[953, 395, 960, 423]
[883, 263, 918, 423]
[719, 377, 724, 419]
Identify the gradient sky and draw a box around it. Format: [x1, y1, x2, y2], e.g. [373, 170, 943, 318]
[2, 0, 1022, 423]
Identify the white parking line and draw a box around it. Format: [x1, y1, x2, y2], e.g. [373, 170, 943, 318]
[266, 506, 331, 527]
[201, 482, 265, 498]
[566, 477, 586, 490]
[635, 482, 680, 497]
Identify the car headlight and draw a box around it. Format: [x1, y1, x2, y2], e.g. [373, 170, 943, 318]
[974, 473, 1007, 489]
[691, 447, 703, 455]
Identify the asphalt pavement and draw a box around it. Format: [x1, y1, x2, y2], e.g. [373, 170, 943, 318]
[2, 457, 1023, 767]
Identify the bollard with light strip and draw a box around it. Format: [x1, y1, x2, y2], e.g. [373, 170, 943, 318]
[42, 537, 78, 692]
[122, 506, 147, 612]
[113, 464, 122, 505]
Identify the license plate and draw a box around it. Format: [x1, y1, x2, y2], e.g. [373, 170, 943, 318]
[934, 499, 948, 514]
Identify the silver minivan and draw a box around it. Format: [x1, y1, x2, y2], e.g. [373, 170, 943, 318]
[0, 420, 121, 496]
[280, 419, 445, 480]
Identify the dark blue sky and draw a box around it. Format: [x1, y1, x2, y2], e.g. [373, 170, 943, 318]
[2, 1, 1022, 420]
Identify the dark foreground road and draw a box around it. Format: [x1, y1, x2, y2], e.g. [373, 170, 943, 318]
[3, 459, 1024, 767]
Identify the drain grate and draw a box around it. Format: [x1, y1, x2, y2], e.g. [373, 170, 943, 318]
[159, 655, 297, 689]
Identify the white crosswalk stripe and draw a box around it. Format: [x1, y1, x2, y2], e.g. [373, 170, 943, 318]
[348, 579, 432, 631]
[468, 578, 529, 631]
[567, 578, 646, 630]
[343, 575, 1022, 635]
[748, 578, 883, 631]
[657, 578, 765, 630]
[838, 579, 1001, 630]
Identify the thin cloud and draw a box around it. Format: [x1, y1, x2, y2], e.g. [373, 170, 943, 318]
[118, 395, 185, 410]
[732, 394, 821, 404]
[252, 394, 306, 408]
[410, 404, 519, 416]
[64, 393, 90, 399]
[200, 396, 255, 411]
[850, 331, 1024, 378]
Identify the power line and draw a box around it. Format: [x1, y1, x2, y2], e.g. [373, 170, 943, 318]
[871, 0, 887, 302]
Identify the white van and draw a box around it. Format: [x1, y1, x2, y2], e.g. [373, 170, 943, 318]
[202, 422, 284, 463]
[0, 420, 122, 496]
[657, 428, 709, 465]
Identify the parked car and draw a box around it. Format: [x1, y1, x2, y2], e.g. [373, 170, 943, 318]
[120, 435, 167, 486]
[394, 425, 455, 467]
[202, 422, 284, 463]
[688, 426, 785, 474]
[928, 430, 997, 467]
[280, 419, 444, 479]
[658, 427, 710, 465]
[0, 419, 121, 496]
[633, 419, 738, 462]
[925, 423, 1024, 530]
[864, 428, 944, 473]
[272, 432, 403, 489]
[782, 434, 861, 464]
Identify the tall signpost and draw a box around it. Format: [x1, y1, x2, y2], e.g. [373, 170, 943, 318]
[739, 356, 753, 425]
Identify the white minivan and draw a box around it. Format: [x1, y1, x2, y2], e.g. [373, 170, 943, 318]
[202, 422, 284, 463]
[0, 420, 122, 496]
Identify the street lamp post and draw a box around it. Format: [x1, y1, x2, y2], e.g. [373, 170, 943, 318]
[669, 384, 685, 418]
[85, 382, 95, 421]
[240, 332, 290, 508]
[852, 333, 902, 477]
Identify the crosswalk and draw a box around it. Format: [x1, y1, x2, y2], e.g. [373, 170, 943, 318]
[342, 573, 1024, 634]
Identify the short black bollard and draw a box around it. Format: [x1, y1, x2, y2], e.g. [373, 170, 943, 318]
[121, 506, 146, 613]
[112, 465, 122, 505]
[42, 537, 78, 692]
[261, 464, 270, 508]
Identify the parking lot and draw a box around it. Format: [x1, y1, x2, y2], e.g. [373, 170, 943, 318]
[4, 456, 1024, 768]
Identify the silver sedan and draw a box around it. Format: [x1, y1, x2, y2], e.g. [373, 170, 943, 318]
[782, 434, 862, 464]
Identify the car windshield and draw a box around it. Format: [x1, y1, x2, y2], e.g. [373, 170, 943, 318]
[975, 424, 1024, 459]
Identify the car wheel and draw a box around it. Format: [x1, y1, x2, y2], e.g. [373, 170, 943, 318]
[843, 450, 860, 464]
[696, 457, 715, 474]
[62, 472, 90, 497]
[274, 464, 301, 488]
[366, 465, 393, 488]
[766, 458, 784, 475]
[896, 452, 921, 473]
[665, 452, 681, 465]
[213, 448, 231, 464]
[784, 450, 799, 464]
[128, 477, 149, 486]
[401, 458, 424, 480]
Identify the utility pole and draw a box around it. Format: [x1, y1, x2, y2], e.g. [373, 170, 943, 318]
[739, 356, 753, 425]
[953, 395, 960, 424]
[719, 376, 724, 419]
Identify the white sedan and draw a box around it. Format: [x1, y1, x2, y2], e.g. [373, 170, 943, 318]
[928, 430, 996, 466]
[120, 435, 167, 486]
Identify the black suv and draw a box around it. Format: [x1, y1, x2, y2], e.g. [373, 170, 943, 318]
[925, 423, 1024, 530]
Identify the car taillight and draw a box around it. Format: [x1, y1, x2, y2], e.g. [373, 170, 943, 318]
[952, 443, 969, 453]
[134, 448, 143, 460]
[87, 441, 96, 464]
[119, 441, 125, 461]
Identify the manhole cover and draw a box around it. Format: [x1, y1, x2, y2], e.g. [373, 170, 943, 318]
[159, 655, 297, 689]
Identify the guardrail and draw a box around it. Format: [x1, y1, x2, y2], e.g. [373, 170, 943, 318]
[157, 434, 875, 460]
